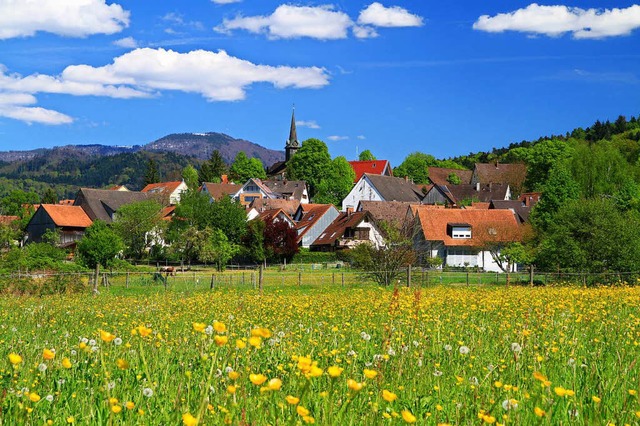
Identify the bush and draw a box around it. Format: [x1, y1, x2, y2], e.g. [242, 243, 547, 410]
[0, 274, 88, 296]
[293, 249, 338, 264]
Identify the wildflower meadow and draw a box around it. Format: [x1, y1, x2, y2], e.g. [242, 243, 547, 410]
[1, 282, 639, 425]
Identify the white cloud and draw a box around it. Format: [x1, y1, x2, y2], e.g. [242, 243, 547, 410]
[0, 0, 129, 40]
[473, 4, 640, 39]
[327, 135, 349, 141]
[296, 120, 320, 129]
[0, 92, 72, 125]
[216, 4, 352, 39]
[0, 48, 329, 125]
[113, 36, 138, 49]
[357, 135, 366, 140]
[353, 25, 378, 39]
[358, 2, 424, 27]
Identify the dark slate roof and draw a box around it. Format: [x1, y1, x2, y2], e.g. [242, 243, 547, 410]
[267, 161, 287, 176]
[262, 180, 307, 201]
[427, 167, 473, 186]
[364, 174, 427, 202]
[489, 200, 531, 223]
[73, 188, 152, 223]
[312, 211, 370, 247]
[440, 183, 509, 204]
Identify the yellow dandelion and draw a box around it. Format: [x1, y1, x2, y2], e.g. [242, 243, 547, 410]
[267, 378, 282, 391]
[249, 373, 267, 386]
[327, 366, 343, 378]
[62, 357, 72, 369]
[100, 330, 116, 343]
[9, 353, 23, 365]
[296, 406, 310, 416]
[401, 410, 417, 423]
[116, 358, 129, 370]
[213, 321, 226, 333]
[182, 413, 198, 426]
[192, 322, 206, 333]
[364, 369, 378, 379]
[42, 349, 55, 360]
[382, 390, 398, 402]
[214, 335, 228, 346]
[286, 395, 300, 405]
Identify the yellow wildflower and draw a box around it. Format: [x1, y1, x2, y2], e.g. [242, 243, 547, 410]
[9, 353, 23, 365]
[213, 321, 226, 333]
[249, 374, 267, 386]
[249, 336, 262, 348]
[347, 379, 364, 391]
[592, 396, 601, 403]
[116, 358, 129, 370]
[327, 366, 343, 378]
[100, 330, 116, 343]
[29, 392, 41, 402]
[43, 349, 55, 360]
[364, 369, 378, 379]
[182, 413, 198, 426]
[286, 395, 300, 405]
[267, 378, 282, 391]
[296, 406, 310, 416]
[62, 358, 72, 369]
[401, 410, 417, 423]
[214, 335, 228, 346]
[534, 407, 545, 417]
[111, 405, 122, 414]
[382, 389, 398, 402]
[192, 323, 206, 333]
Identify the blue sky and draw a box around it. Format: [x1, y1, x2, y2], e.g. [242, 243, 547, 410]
[0, 1, 639, 167]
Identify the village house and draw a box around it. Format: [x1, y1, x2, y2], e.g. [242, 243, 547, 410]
[342, 174, 428, 212]
[26, 204, 93, 245]
[292, 203, 340, 248]
[471, 162, 527, 196]
[141, 180, 188, 205]
[413, 207, 522, 272]
[310, 211, 385, 251]
[233, 178, 309, 207]
[422, 183, 511, 206]
[73, 188, 151, 223]
[200, 181, 242, 202]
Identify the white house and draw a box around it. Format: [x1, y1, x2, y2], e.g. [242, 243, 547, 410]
[141, 181, 188, 205]
[341, 174, 426, 212]
[413, 207, 521, 272]
[293, 204, 340, 248]
[310, 211, 386, 251]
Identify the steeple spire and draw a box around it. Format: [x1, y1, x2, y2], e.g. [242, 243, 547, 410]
[285, 106, 299, 162]
[287, 106, 298, 148]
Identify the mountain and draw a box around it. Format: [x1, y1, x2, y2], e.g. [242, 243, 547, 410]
[144, 132, 284, 165]
[0, 132, 284, 199]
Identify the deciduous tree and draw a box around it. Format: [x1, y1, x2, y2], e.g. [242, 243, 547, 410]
[77, 220, 124, 293]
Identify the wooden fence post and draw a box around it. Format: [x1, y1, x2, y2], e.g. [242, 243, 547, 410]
[332, 273, 335, 286]
[407, 265, 412, 287]
[341, 273, 345, 287]
[298, 271, 302, 287]
[210, 274, 215, 290]
[126, 272, 129, 288]
[466, 272, 469, 286]
[259, 265, 264, 293]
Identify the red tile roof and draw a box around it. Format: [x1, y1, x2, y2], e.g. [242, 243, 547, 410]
[416, 207, 521, 247]
[312, 211, 369, 247]
[295, 204, 334, 240]
[41, 205, 93, 228]
[201, 182, 242, 200]
[161, 206, 176, 221]
[141, 181, 183, 197]
[348, 160, 391, 182]
[0, 215, 19, 225]
[249, 198, 300, 216]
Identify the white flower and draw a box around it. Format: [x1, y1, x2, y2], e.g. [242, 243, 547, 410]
[268, 339, 276, 346]
[444, 344, 452, 351]
[417, 358, 423, 367]
[502, 399, 518, 410]
[205, 325, 213, 336]
[70, 350, 77, 356]
[88, 339, 96, 346]
[277, 331, 285, 338]
[469, 377, 479, 385]
[433, 369, 443, 377]
[107, 381, 115, 390]
[510, 342, 522, 353]
[459, 346, 470, 355]
[360, 332, 371, 341]
[347, 350, 357, 357]
[487, 364, 495, 371]
[46, 395, 54, 402]
[567, 358, 576, 366]
[114, 338, 123, 346]
[38, 363, 47, 372]
[568, 409, 579, 418]
[412, 340, 420, 347]
[91, 346, 99, 353]
[143, 387, 153, 397]
[387, 347, 396, 356]
[224, 366, 234, 374]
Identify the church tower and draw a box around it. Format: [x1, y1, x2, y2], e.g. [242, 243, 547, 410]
[285, 107, 299, 162]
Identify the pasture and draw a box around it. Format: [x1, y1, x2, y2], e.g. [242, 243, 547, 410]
[1, 281, 639, 425]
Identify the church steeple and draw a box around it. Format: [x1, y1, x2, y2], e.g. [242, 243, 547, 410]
[285, 107, 299, 162]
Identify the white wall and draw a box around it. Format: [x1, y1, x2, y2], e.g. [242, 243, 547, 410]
[341, 177, 383, 212]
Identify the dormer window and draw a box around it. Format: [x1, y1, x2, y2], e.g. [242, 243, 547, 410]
[447, 223, 472, 239]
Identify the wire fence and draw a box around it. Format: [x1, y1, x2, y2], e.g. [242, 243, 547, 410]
[1, 266, 639, 294]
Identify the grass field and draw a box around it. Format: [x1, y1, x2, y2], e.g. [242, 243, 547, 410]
[1, 282, 639, 425]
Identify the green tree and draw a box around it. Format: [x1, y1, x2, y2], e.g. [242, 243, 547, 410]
[112, 200, 165, 259]
[41, 188, 58, 204]
[0, 221, 20, 250]
[287, 138, 332, 197]
[314, 156, 356, 206]
[505, 139, 574, 191]
[446, 173, 461, 185]
[536, 198, 640, 274]
[393, 152, 438, 184]
[199, 150, 227, 184]
[358, 150, 376, 161]
[530, 164, 580, 232]
[182, 165, 199, 192]
[570, 140, 631, 199]
[199, 228, 239, 271]
[208, 196, 248, 244]
[143, 158, 160, 186]
[243, 219, 265, 263]
[0, 190, 39, 217]
[229, 152, 266, 183]
[77, 220, 124, 293]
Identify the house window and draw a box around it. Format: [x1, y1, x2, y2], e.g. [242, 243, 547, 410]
[448, 223, 472, 239]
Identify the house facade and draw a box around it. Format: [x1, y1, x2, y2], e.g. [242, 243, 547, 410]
[141, 181, 188, 205]
[413, 207, 521, 272]
[342, 174, 426, 212]
[311, 211, 385, 251]
[26, 205, 93, 245]
[293, 204, 340, 248]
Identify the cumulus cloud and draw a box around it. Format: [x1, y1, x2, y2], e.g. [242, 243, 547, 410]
[357, 2, 424, 27]
[0, 92, 73, 125]
[113, 36, 138, 48]
[215, 4, 352, 39]
[0, 48, 329, 125]
[0, 0, 129, 40]
[296, 120, 320, 129]
[473, 4, 640, 39]
[215, 3, 423, 40]
[327, 135, 349, 141]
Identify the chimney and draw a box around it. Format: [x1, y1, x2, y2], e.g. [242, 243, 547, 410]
[476, 182, 480, 191]
[346, 207, 354, 215]
[404, 176, 409, 182]
[221, 174, 228, 184]
[489, 182, 492, 192]
[494, 160, 499, 168]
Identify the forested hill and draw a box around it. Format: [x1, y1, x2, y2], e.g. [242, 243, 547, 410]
[443, 114, 640, 193]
